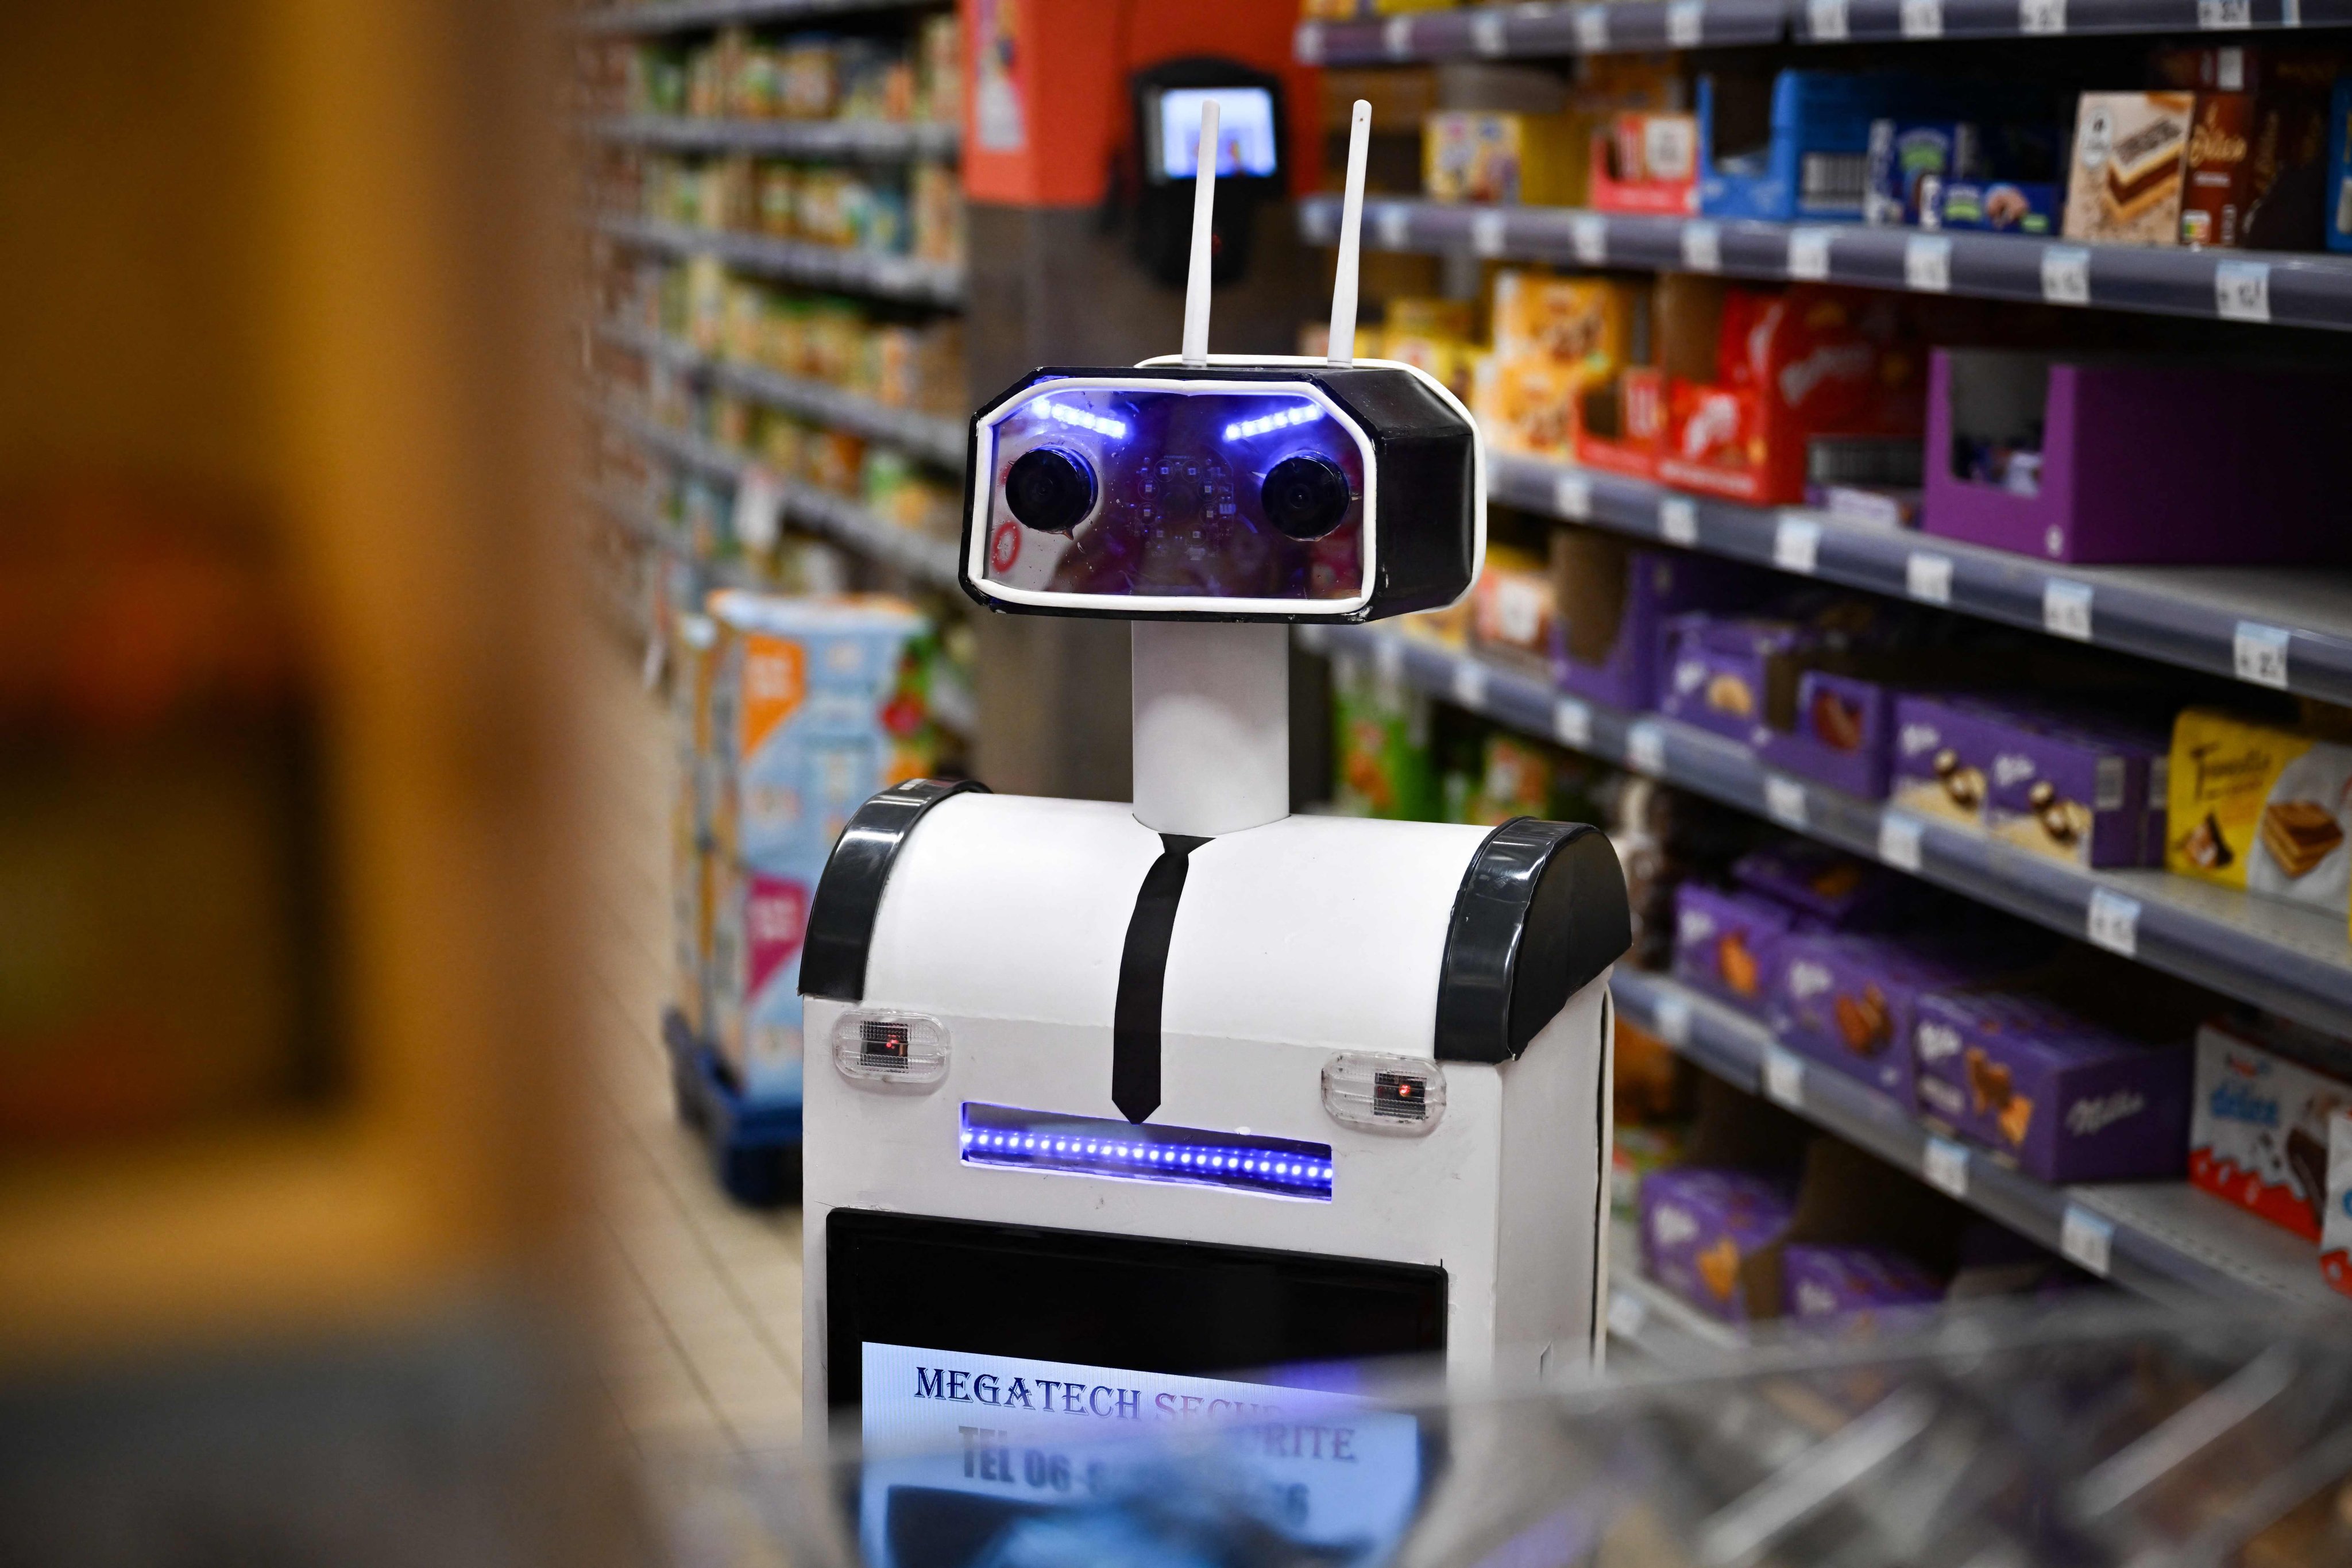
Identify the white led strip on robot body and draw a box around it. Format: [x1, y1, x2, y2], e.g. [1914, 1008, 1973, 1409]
[964, 375, 1382, 617]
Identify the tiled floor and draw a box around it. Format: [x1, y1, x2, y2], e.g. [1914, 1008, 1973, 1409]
[584, 650, 806, 1459]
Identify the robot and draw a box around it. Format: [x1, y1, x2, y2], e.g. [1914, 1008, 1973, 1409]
[798, 101, 1631, 1459]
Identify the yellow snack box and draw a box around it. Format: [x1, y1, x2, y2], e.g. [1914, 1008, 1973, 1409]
[2168, 707, 2352, 917]
[1424, 111, 1591, 208]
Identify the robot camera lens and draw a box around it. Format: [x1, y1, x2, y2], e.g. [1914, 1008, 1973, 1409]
[1005, 446, 1097, 534]
[1260, 453, 1351, 541]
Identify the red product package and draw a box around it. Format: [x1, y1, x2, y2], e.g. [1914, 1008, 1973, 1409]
[1658, 285, 1924, 506]
[1574, 366, 1669, 479]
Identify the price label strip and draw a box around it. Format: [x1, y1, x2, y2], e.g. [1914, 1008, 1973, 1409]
[1575, 5, 1612, 51]
[1667, 0, 1704, 46]
[1906, 551, 1953, 606]
[1571, 213, 1609, 267]
[2086, 887, 2141, 959]
[1627, 720, 1668, 776]
[1450, 659, 1489, 710]
[1554, 697, 1593, 750]
[2019, 0, 2066, 30]
[1762, 1042, 1806, 1109]
[2060, 1205, 2115, 1277]
[1774, 515, 1821, 574]
[1807, 0, 1850, 37]
[1607, 1288, 1650, 1340]
[1878, 810, 1925, 873]
[1660, 495, 1700, 547]
[1554, 470, 1594, 520]
[2042, 578, 2094, 642]
[1899, 0, 1943, 36]
[1905, 234, 1953, 293]
[1681, 222, 1722, 273]
[1764, 774, 1808, 830]
[2041, 245, 2090, 305]
[1652, 991, 1692, 1047]
[1472, 9, 1509, 53]
[1787, 227, 1833, 281]
[2215, 258, 2270, 321]
[1471, 210, 1508, 258]
[1377, 204, 1413, 249]
[2234, 621, 2291, 690]
[1922, 1136, 1969, 1199]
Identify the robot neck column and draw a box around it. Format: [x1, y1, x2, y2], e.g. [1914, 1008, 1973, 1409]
[1130, 621, 1289, 837]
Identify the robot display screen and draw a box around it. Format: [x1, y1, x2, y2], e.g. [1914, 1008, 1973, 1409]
[979, 385, 1366, 604]
[831, 1211, 1439, 1568]
[1155, 87, 1279, 180]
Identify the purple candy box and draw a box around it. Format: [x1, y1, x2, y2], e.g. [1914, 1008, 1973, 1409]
[1640, 1166, 1798, 1323]
[1911, 990, 2192, 1183]
[1673, 882, 1801, 1011]
[1769, 933, 1990, 1103]
[1554, 544, 1762, 713]
[1781, 1243, 1946, 1323]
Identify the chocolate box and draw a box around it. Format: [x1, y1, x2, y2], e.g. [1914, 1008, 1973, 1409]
[1673, 880, 1804, 1010]
[1921, 348, 2352, 566]
[1762, 667, 1900, 799]
[1551, 529, 1764, 713]
[1639, 1166, 1799, 1324]
[1658, 612, 1815, 747]
[2168, 707, 2352, 918]
[2189, 1017, 2352, 1242]
[1729, 839, 1906, 926]
[1911, 990, 2192, 1183]
[1893, 694, 2002, 828]
[1981, 706, 2168, 870]
[1781, 1243, 1945, 1323]
[1769, 933, 1993, 1104]
[2063, 91, 2193, 246]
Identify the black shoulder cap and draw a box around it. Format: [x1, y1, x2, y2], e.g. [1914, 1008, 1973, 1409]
[801, 778, 990, 1003]
[1434, 819, 1629, 1064]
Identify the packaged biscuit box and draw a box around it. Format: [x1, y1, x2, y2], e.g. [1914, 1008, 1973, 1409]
[2324, 1107, 2352, 1296]
[2191, 1016, 2352, 1242]
[2063, 91, 2195, 246]
[2167, 708, 2352, 917]
[1423, 111, 1589, 207]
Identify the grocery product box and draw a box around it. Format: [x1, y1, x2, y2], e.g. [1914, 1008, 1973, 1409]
[1911, 991, 2192, 1183]
[1781, 1243, 1944, 1324]
[704, 592, 930, 1100]
[1770, 933, 1990, 1104]
[1657, 284, 1924, 507]
[1731, 839, 1909, 925]
[1424, 111, 1589, 207]
[1673, 881, 1803, 1010]
[1472, 273, 1640, 459]
[1551, 529, 1764, 712]
[1698, 71, 1910, 221]
[2189, 1017, 2352, 1242]
[1983, 708, 2166, 870]
[2167, 708, 2352, 918]
[1589, 111, 1699, 215]
[2063, 92, 2194, 246]
[1866, 119, 1975, 226]
[1332, 650, 1438, 820]
[1467, 546, 1555, 674]
[1639, 1166, 1798, 1323]
[1923, 176, 2059, 234]
[1921, 349, 2352, 566]
[1893, 694, 1997, 827]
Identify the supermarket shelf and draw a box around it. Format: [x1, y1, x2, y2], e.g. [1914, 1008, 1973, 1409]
[578, 0, 944, 36]
[1609, 968, 2348, 1315]
[601, 401, 963, 587]
[1297, 621, 2352, 1041]
[587, 114, 958, 160]
[1294, 0, 2351, 61]
[584, 481, 767, 593]
[595, 211, 964, 307]
[1486, 450, 2352, 708]
[599, 319, 965, 467]
[1296, 1, 1784, 64]
[1297, 195, 2352, 334]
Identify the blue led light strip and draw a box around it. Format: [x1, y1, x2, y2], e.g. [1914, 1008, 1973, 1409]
[960, 1103, 1333, 1202]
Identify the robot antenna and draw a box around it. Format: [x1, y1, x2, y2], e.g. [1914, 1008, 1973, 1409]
[1179, 99, 1221, 367]
[1327, 101, 1372, 368]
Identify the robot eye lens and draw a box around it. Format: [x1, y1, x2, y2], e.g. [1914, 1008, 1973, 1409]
[1006, 446, 1097, 534]
[1259, 453, 1351, 541]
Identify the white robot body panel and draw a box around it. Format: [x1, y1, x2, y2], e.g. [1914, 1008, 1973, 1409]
[798, 786, 1623, 1434]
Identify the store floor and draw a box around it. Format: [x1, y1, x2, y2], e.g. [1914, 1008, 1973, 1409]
[586, 649, 805, 1459]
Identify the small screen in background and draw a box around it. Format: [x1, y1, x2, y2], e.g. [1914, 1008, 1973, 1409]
[1157, 87, 1279, 180]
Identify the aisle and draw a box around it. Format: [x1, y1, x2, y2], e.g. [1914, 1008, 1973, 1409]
[585, 649, 805, 1458]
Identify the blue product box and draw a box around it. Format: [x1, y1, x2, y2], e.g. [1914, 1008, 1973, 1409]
[1866, 120, 1975, 227]
[1700, 72, 1930, 222]
[1925, 177, 2061, 235]
[2329, 79, 2352, 254]
[705, 591, 928, 1106]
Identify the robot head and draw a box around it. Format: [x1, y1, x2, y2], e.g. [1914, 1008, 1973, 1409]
[957, 102, 1484, 624]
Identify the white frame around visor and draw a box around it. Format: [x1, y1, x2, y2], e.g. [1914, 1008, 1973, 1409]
[965, 372, 1384, 617]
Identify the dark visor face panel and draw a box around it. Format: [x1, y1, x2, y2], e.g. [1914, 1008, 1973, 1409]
[977, 383, 1368, 608]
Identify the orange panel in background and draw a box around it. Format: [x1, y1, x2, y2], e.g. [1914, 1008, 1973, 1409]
[962, 0, 1322, 208]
